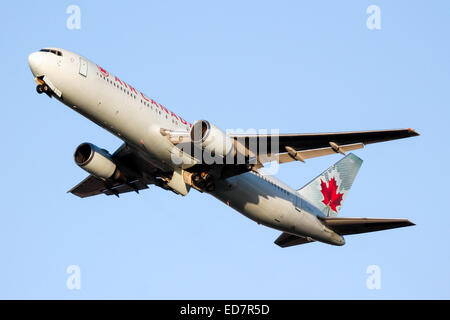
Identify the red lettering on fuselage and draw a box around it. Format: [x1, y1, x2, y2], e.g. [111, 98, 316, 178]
[150, 99, 158, 108]
[97, 65, 109, 77]
[104, 69, 191, 127]
[114, 76, 123, 85]
[179, 117, 188, 125]
[158, 103, 170, 114]
[127, 84, 138, 95]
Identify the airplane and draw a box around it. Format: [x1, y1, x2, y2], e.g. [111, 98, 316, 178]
[28, 47, 419, 247]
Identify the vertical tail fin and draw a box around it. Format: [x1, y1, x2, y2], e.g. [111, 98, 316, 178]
[297, 153, 363, 217]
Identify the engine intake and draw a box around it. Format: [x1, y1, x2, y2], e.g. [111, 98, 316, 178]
[74, 143, 117, 180]
[189, 120, 234, 159]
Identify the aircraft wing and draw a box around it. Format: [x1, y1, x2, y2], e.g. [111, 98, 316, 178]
[161, 128, 419, 179]
[68, 143, 161, 198]
[274, 217, 415, 247]
[230, 128, 419, 164]
[68, 175, 150, 198]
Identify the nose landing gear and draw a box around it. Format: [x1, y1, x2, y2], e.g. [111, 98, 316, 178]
[34, 76, 62, 98]
[36, 84, 49, 94]
[35, 79, 54, 98]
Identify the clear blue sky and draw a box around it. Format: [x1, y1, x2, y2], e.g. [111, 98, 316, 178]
[0, 1, 448, 299]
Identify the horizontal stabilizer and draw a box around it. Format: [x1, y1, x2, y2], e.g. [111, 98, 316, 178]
[274, 232, 315, 248]
[321, 217, 415, 235]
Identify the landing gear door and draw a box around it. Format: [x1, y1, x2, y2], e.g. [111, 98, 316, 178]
[79, 57, 88, 77]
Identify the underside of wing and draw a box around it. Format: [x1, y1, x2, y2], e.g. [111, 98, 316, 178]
[321, 217, 415, 236]
[230, 128, 419, 164]
[231, 128, 419, 152]
[68, 175, 151, 198]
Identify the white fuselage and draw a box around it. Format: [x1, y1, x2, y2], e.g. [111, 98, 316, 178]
[28, 48, 344, 246]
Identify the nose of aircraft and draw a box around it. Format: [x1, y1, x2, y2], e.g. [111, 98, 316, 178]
[28, 52, 44, 76]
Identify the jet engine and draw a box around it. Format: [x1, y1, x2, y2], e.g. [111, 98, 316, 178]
[189, 120, 234, 159]
[74, 143, 120, 180]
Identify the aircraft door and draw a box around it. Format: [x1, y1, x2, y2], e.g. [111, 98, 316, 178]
[79, 57, 88, 77]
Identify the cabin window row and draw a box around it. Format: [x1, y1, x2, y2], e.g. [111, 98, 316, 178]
[96, 71, 185, 127]
[258, 173, 290, 194]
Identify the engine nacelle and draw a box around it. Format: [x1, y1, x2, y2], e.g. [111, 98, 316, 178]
[189, 120, 234, 159]
[74, 143, 117, 180]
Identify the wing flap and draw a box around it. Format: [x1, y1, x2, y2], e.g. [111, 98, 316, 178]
[101, 179, 149, 197]
[68, 176, 149, 198]
[69, 175, 107, 198]
[321, 217, 415, 235]
[276, 143, 364, 164]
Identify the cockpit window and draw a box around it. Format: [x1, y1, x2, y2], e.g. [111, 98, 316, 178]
[40, 49, 63, 56]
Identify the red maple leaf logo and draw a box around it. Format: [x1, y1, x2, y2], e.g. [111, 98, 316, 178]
[320, 177, 343, 215]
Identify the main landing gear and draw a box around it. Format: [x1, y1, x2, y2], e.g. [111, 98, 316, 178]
[192, 171, 216, 192]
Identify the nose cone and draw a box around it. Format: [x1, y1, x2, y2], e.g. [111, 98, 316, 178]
[28, 52, 44, 77]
